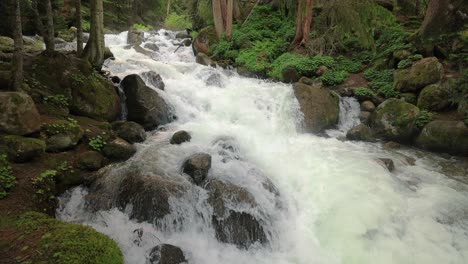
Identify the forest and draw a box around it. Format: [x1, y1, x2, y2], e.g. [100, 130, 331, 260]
[0, 0, 467, 264]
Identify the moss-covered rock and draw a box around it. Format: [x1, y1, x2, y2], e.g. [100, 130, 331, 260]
[394, 57, 444, 92]
[15, 212, 123, 264]
[293, 82, 340, 133]
[415, 121, 468, 156]
[102, 137, 136, 161]
[0, 92, 42, 135]
[0, 36, 13, 53]
[371, 99, 420, 142]
[0, 135, 45, 162]
[399, 92, 417, 105]
[417, 81, 453, 111]
[41, 120, 84, 152]
[112, 121, 146, 143]
[77, 151, 105, 171]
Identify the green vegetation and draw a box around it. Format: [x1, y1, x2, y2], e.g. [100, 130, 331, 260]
[364, 68, 398, 98]
[43, 95, 69, 108]
[0, 154, 15, 199]
[164, 13, 192, 30]
[269, 53, 334, 80]
[42, 118, 80, 137]
[320, 70, 349, 86]
[32, 170, 57, 211]
[132, 23, 153, 31]
[15, 212, 123, 264]
[89, 135, 107, 151]
[415, 110, 433, 129]
[353, 87, 375, 98]
[397, 54, 423, 69]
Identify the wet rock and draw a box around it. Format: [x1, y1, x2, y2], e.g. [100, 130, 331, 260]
[144, 43, 159, 52]
[102, 137, 136, 161]
[103, 47, 114, 60]
[415, 121, 468, 156]
[121, 74, 171, 130]
[293, 82, 340, 133]
[346, 124, 376, 142]
[360, 100, 375, 112]
[170, 130, 191, 145]
[417, 80, 453, 111]
[41, 120, 84, 152]
[0, 135, 45, 162]
[204, 179, 267, 248]
[175, 32, 190, 39]
[193, 26, 217, 55]
[133, 45, 154, 57]
[383, 141, 402, 150]
[370, 99, 420, 143]
[141, 71, 165, 90]
[148, 244, 187, 264]
[127, 28, 145, 45]
[182, 153, 211, 185]
[359, 111, 371, 124]
[298, 76, 316, 86]
[111, 76, 121, 84]
[112, 121, 146, 143]
[181, 39, 192, 47]
[205, 72, 222, 87]
[77, 151, 104, 171]
[282, 67, 300, 83]
[195, 52, 212, 66]
[394, 57, 444, 92]
[378, 158, 395, 172]
[0, 92, 42, 135]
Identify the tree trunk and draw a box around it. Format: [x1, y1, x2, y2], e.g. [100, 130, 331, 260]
[76, 0, 83, 56]
[31, 0, 46, 40]
[45, 0, 55, 53]
[83, 0, 105, 69]
[226, 0, 234, 40]
[166, 0, 171, 17]
[417, 0, 465, 40]
[290, 0, 304, 47]
[291, 0, 313, 48]
[212, 0, 225, 38]
[10, 0, 23, 91]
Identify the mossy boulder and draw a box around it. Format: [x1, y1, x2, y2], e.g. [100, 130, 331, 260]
[415, 121, 468, 156]
[0, 36, 13, 53]
[41, 120, 84, 152]
[346, 124, 377, 142]
[195, 52, 212, 66]
[112, 121, 146, 143]
[371, 99, 420, 142]
[121, 74, 171, 130]
[102, 137, 136, 161]
[293, 82, 340, 133]
[15, 212, 123, 264]
[0, 92, 42, 135]
[417, 81, 453, 111]
[394, 57, 444, 92]
[399, 92, 417, 105]
[0, 135, 45, 162]
[77, 151, 105, 171]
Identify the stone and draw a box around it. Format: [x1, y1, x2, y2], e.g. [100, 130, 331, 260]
[192, 26, 217, 55]
[0, 92, 41, 135]
[399, 93, 417, 105]
[415, 121, 468, 156]
[0, 36, 14, 53]
[103, 47, 114, 60]
[181, 39, 192, 47]
[383, 141, 402, 150]
[360, 100, 376, 112]
[0, 135, 45, 162]
[41, 120, 84, 152]
[282, 67, 300, 83]
[378, 158, 395, 172]
[394, 57, 444, 92]
[293, 82, 340, 133]
[133, 45, 154, 57]
[315, 65, 329, 76]
[195, 52, 212, 66]
[127, 28, 145, 45]
[370, 99, 420, 143]
[175, 32, 190, 39]
[102, 137, 136, 161]
[298, 76, 317, 86]
[170, 130, 191, 145]
[359, 111, 371, 124]
[77, 151, 104, 171]
[417, 81, 453, 111]
[141, 71, 165, 90]
[112, 121, 146, 143]
[346, 124, 376, 142]
[111, 76, 121, 84]
[182, 153, 211, 185]
[121, 74, 171, 130]
[148, 244, 187, 264]
[144, 43, 159, 52]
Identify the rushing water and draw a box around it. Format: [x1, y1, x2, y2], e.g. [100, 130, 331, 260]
[57, 30, 468, 264]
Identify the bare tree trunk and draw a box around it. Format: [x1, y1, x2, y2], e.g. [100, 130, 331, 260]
[220, 0, 228, 29]
[166, 0, 171, 17]
[212, 0, 225, 38]
[418, 0, 466, 40]
[31, 0, 46, 40]
[76, 0, 83, 56]
[83, 0, 105, 68]
[290, 0, 304, 47]
[45, 0, 55, 53]
[10, 0, 23, 91]
[226, 0, 233, 40]
[291, 0, 313, 48]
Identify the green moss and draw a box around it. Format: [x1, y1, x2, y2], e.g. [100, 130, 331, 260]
[415, 110, 433, 129]
[320, 70, 348, 86]
[269, 53, 334, 80]
[132, 23, 153, 31]
[397, 54, 423, 69]
[0, 154, 15, 199]
[42, 118, 81, 138]
[16, 212, 123, 264]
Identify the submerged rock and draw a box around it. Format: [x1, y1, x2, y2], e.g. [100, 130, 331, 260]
[415, 121, 468, 156]
[127, 28, 145, 45]
[0, 92, 41, 135]
[144, 43, 159, 52]
[195, 53, 212, 66]
[346, 124, 376, 142]
[148, 244, 187, 264]
[170, 130, 191, 145]
[377, 158, 395, 172]
[293, 82, 340, 133]
[102, 137, 136, 161]
[394, 57, 444, 92]
[182, 153, 211, 185]
[141, 71, 165, 90]
[121, 74, 171, 130]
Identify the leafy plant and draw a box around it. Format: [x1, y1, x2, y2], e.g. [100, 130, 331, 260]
[320, 70, 348, 86]
[0, 154, 15, 199]
[32, 170, 57, 211]
[415, 110, 433, 129]
[353, 87, 375, 98]
[269, 53, 334, 80]
[333, 56, 363, 73]
[42, 118, 80, 137]
[164, 13, 192, 30]
[376, 83, 399, 98]
[43, 94, 69, 108]
[397, 54, 423, 69]
[89, 136, 106, 151]
[132, 23, 153, 31]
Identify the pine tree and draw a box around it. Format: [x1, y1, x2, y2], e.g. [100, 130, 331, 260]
[82, 0, 105, 69]
[10, 0, 23, 91]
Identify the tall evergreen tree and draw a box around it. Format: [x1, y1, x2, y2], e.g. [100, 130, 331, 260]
[290, 0, 313, 48]
[10, 0, 23, 91]
[83, 0, 105, 68]
[45, 0, 55, 53]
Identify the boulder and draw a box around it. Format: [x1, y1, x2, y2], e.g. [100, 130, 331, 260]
[170, 130, 191, 145]
[315, 65, 329, 77]
[298, 77, 316, 86]
[195, 53, 212, 66]
[148, 244, 186, 264]
[121, 74, 171, 130]
[346, 124, 376, 142]
[41, 120, 84, 152]
[377, 158, 395, 172]
[204, 179, 267, 248]
[360, 100, 375, 112]
[383, 141, 402, 150]
[181, 39, 192, 47]
[0, 92, 42, 135]
[182, 153, 211, 185]
[111, 76, 121, 84]
[141, 71, 165, 90]
[370, 99, 420, 143]
[175, 32, 190, 39]
[144, 43, 159, 52]
[77, 151, 104, 171]
[112, 121, 146, 143]
[399, 92, 417, 105]
[417, 81, 452, 111]
[192, 26, 217, 55]
[0, 135, 45, 162]
[102, 137, 136, 161]
[394, 57, 444, 92]
[127, 28, 145, 45]
[359, 111, 371, 124]
[0, 36, 14, 53]
[282, 67, 300, 83]
[293, 82, 340, 133]
[133, 45, 154, 57]
[415, 121, 468, 156]
[103, 47, 114, 60]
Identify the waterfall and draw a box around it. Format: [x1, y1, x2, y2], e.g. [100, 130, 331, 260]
[57, 29, 468, 264]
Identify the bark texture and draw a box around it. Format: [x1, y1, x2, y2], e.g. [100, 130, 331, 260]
[83, 0, 105, 68]
[76, 0, 83, 56]
[10, 0, 23, 91]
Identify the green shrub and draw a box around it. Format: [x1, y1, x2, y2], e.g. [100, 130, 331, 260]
[269, 53, 334, 80]
[164, 13, 192, 30]
[0, 154, 15, 199]
[375, 26, 415, 59]
[82, 20, 90, 32]
[397, 54, 423, 69]
[415, 110, 433, 129]
[320, 70, 348, 86]
[89, 136, 106, 151]
[42, 118, 80, 137]
[376, 83, 399, 98]
[353, 87, 375, 98]
[44, 94, 69, 108]
[132, 23, 153, 31]
[334, 56, 363, 73]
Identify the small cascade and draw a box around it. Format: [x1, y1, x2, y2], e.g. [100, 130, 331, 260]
[326, 96, 361, 138]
